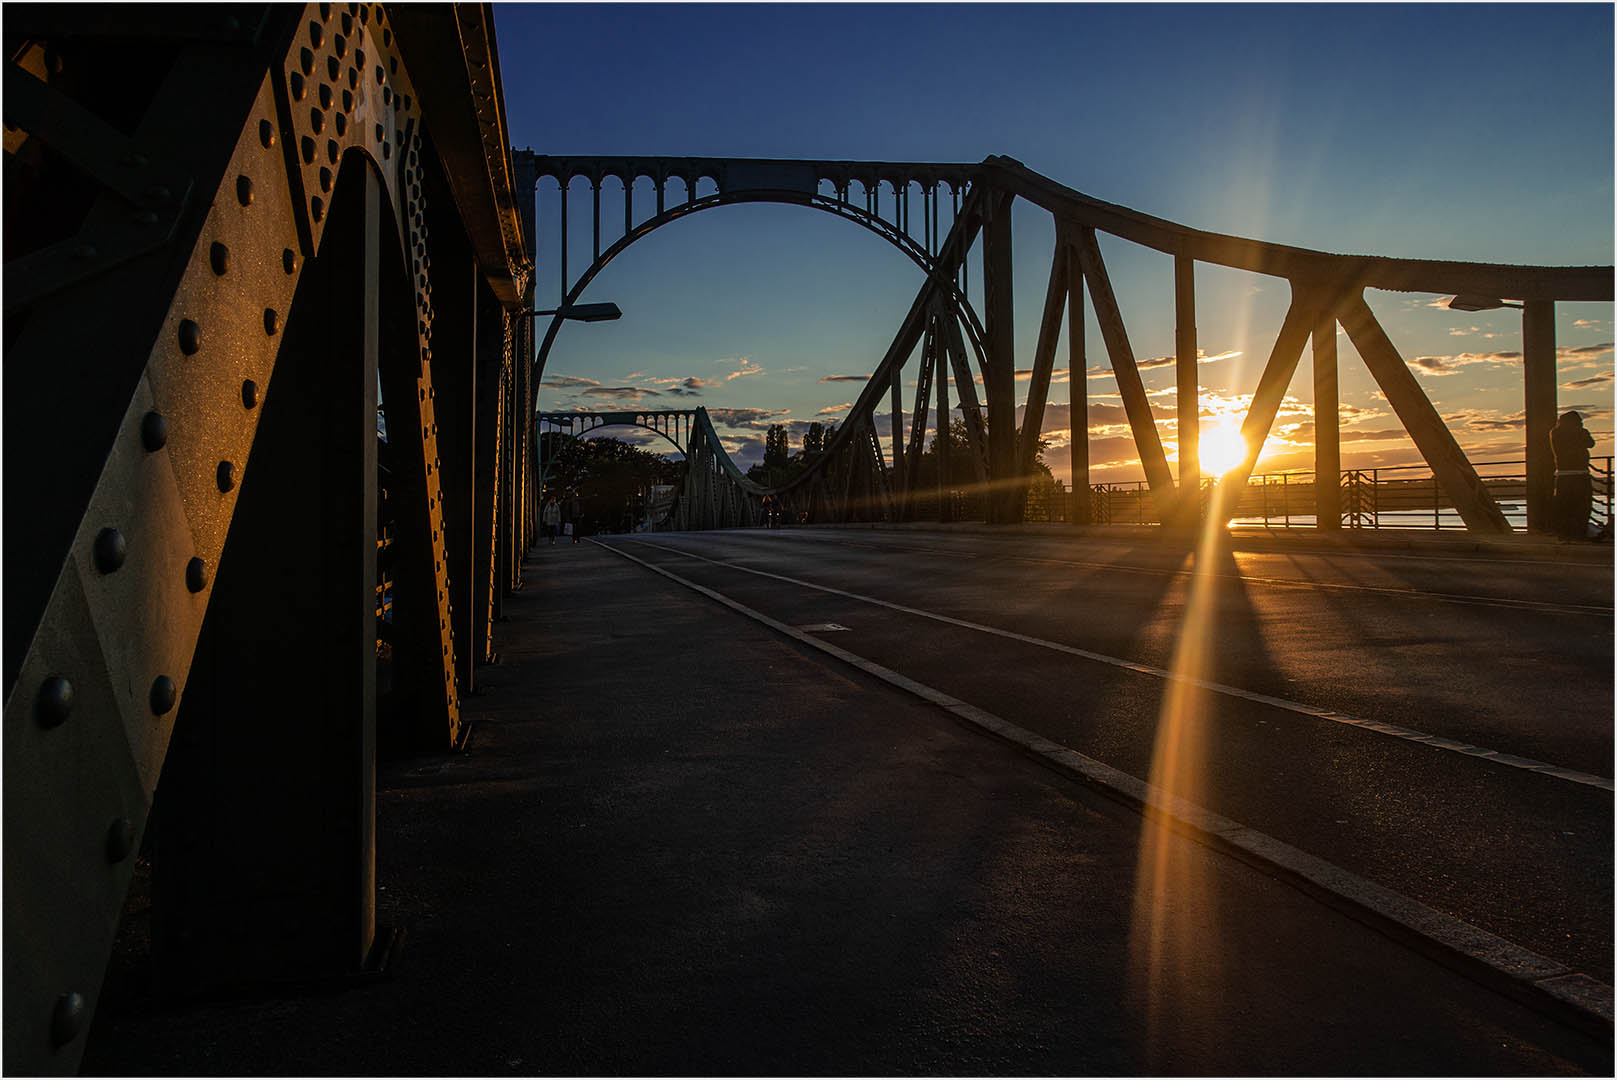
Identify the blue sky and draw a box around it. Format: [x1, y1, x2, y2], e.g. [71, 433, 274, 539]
[494, 3, 1614, 482]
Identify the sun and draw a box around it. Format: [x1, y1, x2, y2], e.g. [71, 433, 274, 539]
[1199, 422, 1250, 476]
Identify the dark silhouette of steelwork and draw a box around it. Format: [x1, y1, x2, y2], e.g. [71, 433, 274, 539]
[519, 152, 1612, 533]
[4, 7, 535, 1072]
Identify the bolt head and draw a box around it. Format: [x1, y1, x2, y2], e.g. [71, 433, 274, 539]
[149, 675, 177, 716]
[185, 557, 208, 593]
[93, 528, 127, 574]
[236, 175, 254, 207]
[36, 676, 73, 728]
[259, 119, 276, 148]
[51, 992, 85, 1047]
[106, 817, 135, 862]
[263, 308, 279, 336]
[141, 411, 168, 451]
[209, 242, 229, 276]
[242, 379, 260, 408]
[217, 460, 236, 492]
[178, 319, 201, 355]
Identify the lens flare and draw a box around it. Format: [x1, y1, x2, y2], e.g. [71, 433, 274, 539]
[1199, 422, 1250, 476]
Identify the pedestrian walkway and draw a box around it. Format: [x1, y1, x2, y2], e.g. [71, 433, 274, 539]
[86, 543, 1609, 1074]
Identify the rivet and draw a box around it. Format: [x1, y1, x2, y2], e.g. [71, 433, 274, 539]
[282, 248, 297, 275]
[300, 47, 314, 75]
[334, 33, 346, 58]
[93, 528, 126, 574]
[319, 83, 333, 110]
[236, 174, 253, 206]
[383, 27, 391, 45]
[359, 5, 368, 23]
[403, 94, 412, 111]
[106, 817, 135, 862]
[290, 71, 306, 101]
[334, 113, 347, 137]
[36, 677, 74, 728]
[149, 675, 177, 716]
[301, 136, 315, 163]
[375, 65, 384, 86]
[217, 461, 236, 492]
[347, 67, 358, 91]
[326, 138, 339, 163]
[263, 308, 279, 336]
[178, 319, 201, 355]
[242, 378, 260, 408]
[51, 992, 85, 1047]
[341, 11, 352, 34]
[309, 20, 323, 48]
[374, 123, 384, 142]
[319, 2, 331, 21]
[354, 47, 365, 67]
[342, 88, 353, 112]
[389, 56, 397, 74]
[185, 557, 207, 593]
[209, 242, 230, 276]
[311, 196, 324, 222]
[310, 108, 324, 134]
[382, 141, 390, 160]
[140, 411, 168, 451]
[327, 56, 339, 81]
[259, 118, 275, 147]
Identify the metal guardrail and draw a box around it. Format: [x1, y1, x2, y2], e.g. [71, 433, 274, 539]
[1022, 458, 1613, 535]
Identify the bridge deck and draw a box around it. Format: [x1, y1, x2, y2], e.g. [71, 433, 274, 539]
[85, 536, 1608, 1073]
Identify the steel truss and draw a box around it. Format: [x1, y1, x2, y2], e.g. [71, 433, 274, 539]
[521, 152, 1611, 533]
[3, 6, 534, 1072]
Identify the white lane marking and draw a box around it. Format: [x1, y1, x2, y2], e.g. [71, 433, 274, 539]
[593, 538, 1613, 1029]
[796, 623, 851, 633]
[720, 531, 1613, 617]
[618, 537, 1614, 792]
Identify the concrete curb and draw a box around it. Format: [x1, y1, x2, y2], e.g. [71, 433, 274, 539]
[594, 537, 1615, 1040]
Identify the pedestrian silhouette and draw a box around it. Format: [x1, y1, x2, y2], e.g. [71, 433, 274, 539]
[1551, 410, 1596, 540]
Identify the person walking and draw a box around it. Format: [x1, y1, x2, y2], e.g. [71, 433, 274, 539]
[1551, 410, 1596, 540]
[542, 496, 561, 545]
[564, 493, 584, 544]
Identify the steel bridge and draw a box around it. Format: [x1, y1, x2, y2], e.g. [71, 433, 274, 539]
[3, 5, 1612, 1074]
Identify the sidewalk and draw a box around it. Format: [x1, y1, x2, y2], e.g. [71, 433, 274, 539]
[85, 543, 1608, 1075]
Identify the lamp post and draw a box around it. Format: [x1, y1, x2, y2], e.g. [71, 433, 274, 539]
[525, 301, 622, 323]
[525, 301, 623, 506]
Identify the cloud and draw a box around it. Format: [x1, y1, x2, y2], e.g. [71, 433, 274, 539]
[721, 356, 764, 380]
[1408, 349, 1522, 375]
[542, 374, 601, 389]
[1563, 370, 1613, 390]
[818, 402, 853, 416]
[1136, 348, 1243, 370]
[706, 407, 789, 431]
[819, 374, 870, 383]
[581, 386, 661, 402]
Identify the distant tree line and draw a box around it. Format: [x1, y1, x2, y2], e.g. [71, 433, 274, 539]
[539, 432, 683, 534]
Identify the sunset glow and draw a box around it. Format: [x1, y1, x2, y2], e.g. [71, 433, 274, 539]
[1199, 423, 1250, 476]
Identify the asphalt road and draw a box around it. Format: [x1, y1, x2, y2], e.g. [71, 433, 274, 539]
[83, 531, 1612, 1075]
[601, 526, 1615, 986]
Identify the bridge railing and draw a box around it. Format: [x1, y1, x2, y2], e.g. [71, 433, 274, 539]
[1054, 458, 1614, 535]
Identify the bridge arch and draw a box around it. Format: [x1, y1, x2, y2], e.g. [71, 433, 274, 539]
[530, 186, 991, 392]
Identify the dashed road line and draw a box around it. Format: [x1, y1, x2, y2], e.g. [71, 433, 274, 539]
[617, 536, 1613, 792]
[594, 536, 1614, 1037]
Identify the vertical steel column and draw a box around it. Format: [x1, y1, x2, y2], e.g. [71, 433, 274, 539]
[153, 165, 381, 992]
[890, 365, 905, 504]
[981, 191, 1016, 523]
[429, 259, 479, 692]
[935, 320, 953, 523]
[1523, 300, 1557, 534]
[558, 180, 568, 304]
[1174, 249, 1199, 517]
[476, 305, 506, 660]
[1312, 304, 1341, 531]
[1067, 245, 1090, 524]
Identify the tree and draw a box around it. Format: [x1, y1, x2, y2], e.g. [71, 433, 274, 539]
[763, 424, 790, 471]
[539, 432, 682, 533]
[802, 422, 825, 459]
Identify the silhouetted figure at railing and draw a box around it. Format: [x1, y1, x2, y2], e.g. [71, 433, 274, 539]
[543, 497, 562, 545]
[1552, 411, 1596, 540]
